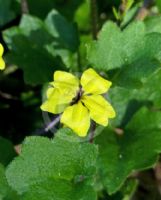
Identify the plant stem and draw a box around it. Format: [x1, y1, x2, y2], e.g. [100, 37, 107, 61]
[33, 115, 61, 136]
[90, 0, 98, 40]
[44, 115, 61, 132]
[21, 0, 29, 14]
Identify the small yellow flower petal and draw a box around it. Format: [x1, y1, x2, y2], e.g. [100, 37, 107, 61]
[0, 44, 5, 70]
[61, 101, 90, 137]
[0, 58, 5, 70]
[41, 88, 74, 114]
[81, 95, 116, 126]
[81, 68, 112, 95]
[52, 71, 79, 92]
[46, 87, 54, 98]
[40, 69, 116, 137]
[0, 44, 4, 56]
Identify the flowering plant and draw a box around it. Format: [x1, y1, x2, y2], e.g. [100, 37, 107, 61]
[1, 0, 161, 199]
[41, 68, 115, 136]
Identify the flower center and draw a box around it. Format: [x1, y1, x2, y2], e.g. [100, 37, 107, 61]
[71, 86, 84, 105]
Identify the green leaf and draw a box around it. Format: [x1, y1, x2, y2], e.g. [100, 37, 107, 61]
[109, 68, 161, 127]
[3, 14, 65, 85]
[87, 21, 145, 71]
[120, 179, 138, 200]
[3, 11, 79, 84]
[108, 86, 141, 127]
[0, 0, 20, 27]
[87, 21, 161, 88]
[0, 137, 16, 167]
[108, 84, 152, 127]
[112, 32, 161, 88]
[112, 7, 121, 21]
[120, 3, 140, 28]
[74, 1, 90, 31]
[145, 16, 161, 34]
[124, 0, 134, 13]
[156, 0, 161, 13]
[103, 179, 138, 200]
[45, 9, 79, 52]
[7, 36, 63, 85]
[0, 164, 9, 197]
[22, 179, 96, 200]
[6, 130, 98, 197]
[96, 107, 161, 194]
[0, 163, 19, 199]
[133, 68, 161, 108]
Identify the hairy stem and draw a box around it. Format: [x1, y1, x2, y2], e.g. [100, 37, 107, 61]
[21, 0, 29, 14]
[33, 115, 61, 136]
[44, 115, 61, 132]
[90, 0, 98, 40]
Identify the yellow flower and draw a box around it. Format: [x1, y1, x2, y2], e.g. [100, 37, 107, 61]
[0, 44, 5, 70]
[41, 68, 116, 137]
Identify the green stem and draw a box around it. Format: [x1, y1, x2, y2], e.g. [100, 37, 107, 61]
[90, 0, 98, 40]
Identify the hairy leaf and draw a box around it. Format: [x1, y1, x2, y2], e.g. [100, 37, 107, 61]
[96, 107, 161, 194]
[6, 130, 98, 198]
[88, 21, 161, 88]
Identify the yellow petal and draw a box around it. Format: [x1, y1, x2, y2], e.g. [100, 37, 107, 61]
[81, 68, 112, 95]
[41, 88, 74, 114]
[53, 71, 79, 92]
[0, 57, 5, 70]
[61, 101, 90, 137]
[46, 86, 56, 98]
[81, 95, 116, 126]
[0, 44, 5, 70]
[0, 44, 4, 56]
